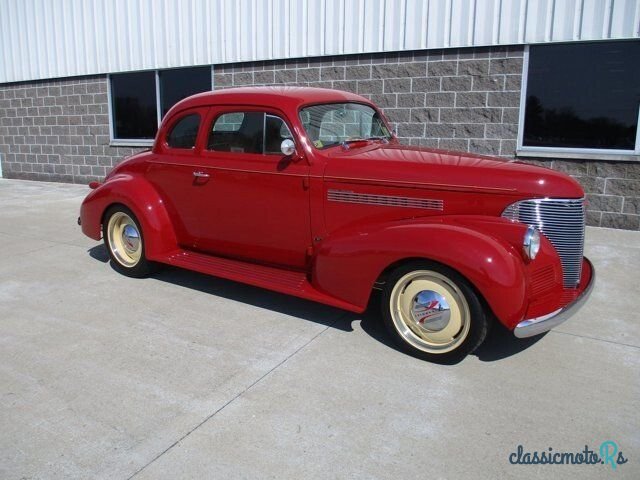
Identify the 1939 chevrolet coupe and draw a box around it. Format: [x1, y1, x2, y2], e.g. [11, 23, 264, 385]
[80, 87, 594, 361]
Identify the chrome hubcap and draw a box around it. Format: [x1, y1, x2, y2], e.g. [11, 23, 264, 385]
[122, 224, 140, 253]
[411, 290, 451, 333]
[390, 270, 470, 354]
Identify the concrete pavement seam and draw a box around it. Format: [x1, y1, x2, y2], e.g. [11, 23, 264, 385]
[126, 312, 349, 480]
[551, 329, 640, 350]
[12, 243, 59, 256]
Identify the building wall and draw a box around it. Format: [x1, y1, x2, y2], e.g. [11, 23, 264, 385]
[0, 76, 140, 184]
[3, 0, 639, 84]
[0, 45, 638, 230]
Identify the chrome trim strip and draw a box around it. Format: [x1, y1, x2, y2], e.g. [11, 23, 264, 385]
[514, 258, 595, 338]
[325, 176, 517, 193]
[327, 189, 443, 211]
[146, 160, 309, 178]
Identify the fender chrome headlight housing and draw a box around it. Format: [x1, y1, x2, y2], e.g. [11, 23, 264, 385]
[523, 226, 540, 260]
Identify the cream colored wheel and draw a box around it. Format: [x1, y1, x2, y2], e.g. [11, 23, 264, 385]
[106, 211, 142, 268]
[389, 270, 471, 354]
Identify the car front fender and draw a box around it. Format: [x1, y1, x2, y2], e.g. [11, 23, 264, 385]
[312, 216, 530, 328]
[79, 174, 178, 260]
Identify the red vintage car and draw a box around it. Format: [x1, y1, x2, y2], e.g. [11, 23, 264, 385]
[80, 87, 594, 361]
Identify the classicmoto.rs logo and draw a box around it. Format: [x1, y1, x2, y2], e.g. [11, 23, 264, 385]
[509, 441, 628, 470]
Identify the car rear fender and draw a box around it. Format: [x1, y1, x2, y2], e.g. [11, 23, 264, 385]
[312, 216, 529, 327]
[79, 173, 178, 260]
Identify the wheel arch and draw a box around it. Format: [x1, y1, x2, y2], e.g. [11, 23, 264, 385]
[374, 256, 500, 325]
[376, 256, 488, 299]
[100, 201, 130, 224]
[80, 174, 178, 260]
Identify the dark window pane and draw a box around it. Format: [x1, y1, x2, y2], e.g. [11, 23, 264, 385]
[111, 72, 157, 139]
[167, 114, 200, 149]
[208, 112, 264, 154]
[523, 41, 640, 150]
[264, 115, 293, 154]
[159, 67, 211, 117]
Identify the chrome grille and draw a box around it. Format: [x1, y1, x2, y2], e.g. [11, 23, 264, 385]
[503, 198, 585, 288]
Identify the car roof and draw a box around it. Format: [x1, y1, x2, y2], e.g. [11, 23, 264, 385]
[166, 86, 372, 118]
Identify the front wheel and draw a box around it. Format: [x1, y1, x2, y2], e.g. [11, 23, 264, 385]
[103, 205, 155, 278]
[381, 261, 489, 362]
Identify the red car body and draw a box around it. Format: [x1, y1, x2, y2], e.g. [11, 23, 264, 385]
[80, 87, 594, 345]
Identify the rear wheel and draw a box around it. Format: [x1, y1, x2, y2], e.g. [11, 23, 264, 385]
[381, 261, 489, 362]
[103, 205, 154, 278]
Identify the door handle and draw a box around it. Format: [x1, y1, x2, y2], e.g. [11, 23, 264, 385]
[192, 171, 210, 178]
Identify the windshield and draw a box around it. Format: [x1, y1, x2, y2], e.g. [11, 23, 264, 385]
[300, 103, 391, 149]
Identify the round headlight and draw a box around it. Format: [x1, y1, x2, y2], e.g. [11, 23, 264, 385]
[523, 226, 540, 260]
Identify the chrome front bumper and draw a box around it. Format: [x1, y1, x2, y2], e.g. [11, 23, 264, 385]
[514, 258, 595, 338]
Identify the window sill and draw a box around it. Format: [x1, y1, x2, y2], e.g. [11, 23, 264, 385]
[109, 139, 154, 148]
[516, 149, 639, 162]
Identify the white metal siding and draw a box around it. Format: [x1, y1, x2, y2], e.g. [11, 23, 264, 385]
[1, 0, 639, 83]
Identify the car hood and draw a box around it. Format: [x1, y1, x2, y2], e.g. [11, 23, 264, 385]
[322, 143, 584, 198]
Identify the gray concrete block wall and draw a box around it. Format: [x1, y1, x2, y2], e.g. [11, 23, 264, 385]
[213, 46, 523, 158]
[0, 76, 144, 184]
[0, 46, 639, 230]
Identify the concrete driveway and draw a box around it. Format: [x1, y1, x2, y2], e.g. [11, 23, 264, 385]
[0, 178, 638, 479]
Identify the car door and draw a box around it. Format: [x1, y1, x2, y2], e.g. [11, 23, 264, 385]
[196, 106, 311, 269]
[146, 107, 211, 249]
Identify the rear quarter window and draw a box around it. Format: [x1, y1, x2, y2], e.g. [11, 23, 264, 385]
[166, 114, 200, 149]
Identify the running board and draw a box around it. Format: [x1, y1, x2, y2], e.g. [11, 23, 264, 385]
[159, 249, 363, 313]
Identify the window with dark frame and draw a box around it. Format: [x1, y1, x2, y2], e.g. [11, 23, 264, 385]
[110, 67, 212, 142]
[110, 71, 158, 140]
[522, 40, 640, 152]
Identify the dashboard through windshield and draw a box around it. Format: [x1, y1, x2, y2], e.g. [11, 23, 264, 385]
[300, 103, 391, 149]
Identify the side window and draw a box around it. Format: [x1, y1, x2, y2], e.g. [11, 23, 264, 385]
[166, 114, 200, 149]
[264, 115, 293, 154]
[208, 112, 264, 153]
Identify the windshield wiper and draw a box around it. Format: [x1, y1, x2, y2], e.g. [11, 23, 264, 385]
[341, 136, 389, 149]
[342, 136, 388, 143]
[365, 136, 389, 143]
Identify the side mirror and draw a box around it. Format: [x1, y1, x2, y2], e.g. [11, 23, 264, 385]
[280, 138, 296, 156]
